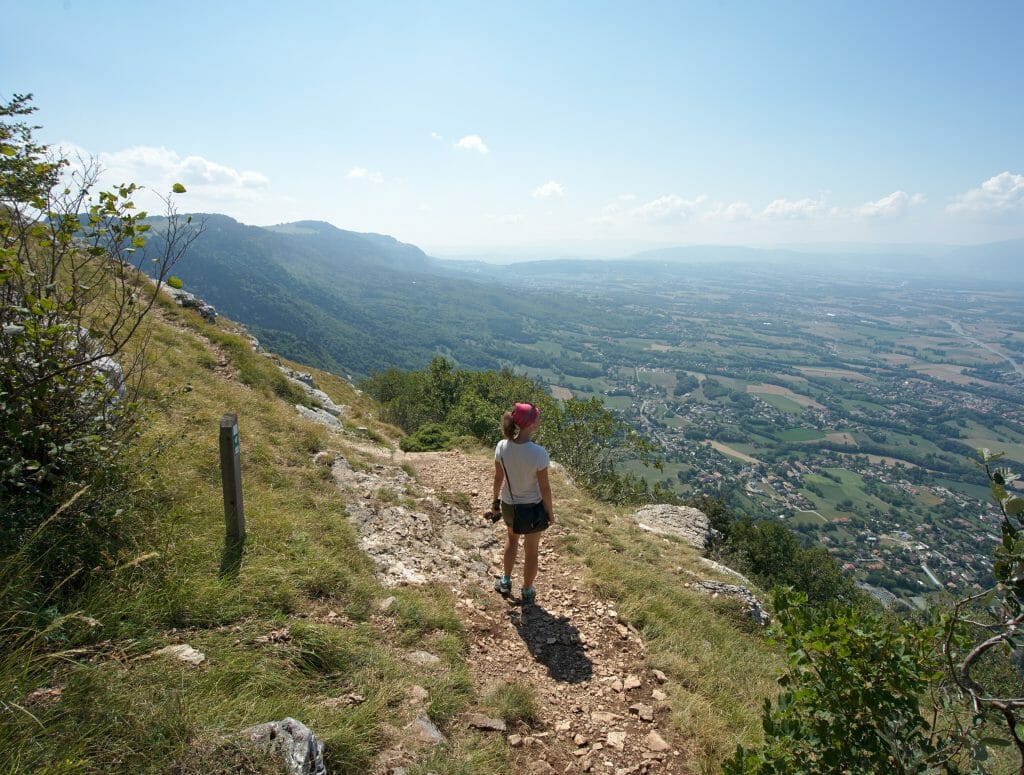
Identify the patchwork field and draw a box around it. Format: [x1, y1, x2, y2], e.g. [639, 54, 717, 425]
[746, 383, 826, 410]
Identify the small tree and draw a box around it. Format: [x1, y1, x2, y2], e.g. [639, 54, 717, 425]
[1, 94, 201, 579]
[539, 396, 659, 501]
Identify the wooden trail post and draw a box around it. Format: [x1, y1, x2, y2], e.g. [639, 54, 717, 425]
[219, 413, 245, 543]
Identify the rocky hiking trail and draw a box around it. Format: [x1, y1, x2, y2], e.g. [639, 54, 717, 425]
[328, 443, 693, 775]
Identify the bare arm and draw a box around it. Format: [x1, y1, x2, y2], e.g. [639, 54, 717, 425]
[492, 460, 504, 503]
[537, 467, 554, 525]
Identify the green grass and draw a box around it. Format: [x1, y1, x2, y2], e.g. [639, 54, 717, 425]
[1, 294, 788, 774]
[777, 427, 826, 442]
[755, 393, 804, 414]
[0, 306, 485, 774]
[961, 437, 1024, 465]
[550, 491, 782, 768]
[800, 468, 893, 518]
[484, 681, 540, 725]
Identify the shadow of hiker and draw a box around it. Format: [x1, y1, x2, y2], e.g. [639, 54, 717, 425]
[509, 603, 593, 684]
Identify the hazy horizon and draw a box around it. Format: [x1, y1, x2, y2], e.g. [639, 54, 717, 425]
[5, 1, 1023, 252]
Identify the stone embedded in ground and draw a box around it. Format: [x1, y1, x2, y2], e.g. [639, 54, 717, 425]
[242, 717, 326, 775]
[380, 596, 396, 611]
[151, 644, 206, 666]
[606, 730, 627, 750]
[407, 650, 440, 665]
[411, 714, 447, 746]
[692, 580, 771, 626]
[651, 689, 668, 702]
[591, 711, 619, 724]
[464, 713, 507, 732]
[321, 693, 365, 708]
[623, 674, 642, 690]
[644, 730, 671, 752]
[527, 760, 555, 774]
[629, 703, 654, 722]
[652, 669, 667, 684]
[507, 734, 523, 747]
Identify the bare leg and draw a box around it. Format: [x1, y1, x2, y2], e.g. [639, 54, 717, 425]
[503, 528, 519, 577]
[523, 532, 543, 588]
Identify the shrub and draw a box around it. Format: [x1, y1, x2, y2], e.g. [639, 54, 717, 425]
[725, 450, 1024, 774]
[1, 93, 200, 589]
[399, 422, 457, 452]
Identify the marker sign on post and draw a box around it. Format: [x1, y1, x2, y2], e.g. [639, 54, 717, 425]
[219, 413, 245, 543]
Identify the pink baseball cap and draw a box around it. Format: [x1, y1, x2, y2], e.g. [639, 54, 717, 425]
[512, 402, 539, 428]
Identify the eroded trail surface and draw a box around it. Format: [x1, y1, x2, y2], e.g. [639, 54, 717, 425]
[331, 445, 690, 774]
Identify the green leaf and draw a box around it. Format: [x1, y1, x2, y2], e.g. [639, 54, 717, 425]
[171, 182, 186, 193]
[1003, 496, 1024, 517]
[979, 737, 1011, 747]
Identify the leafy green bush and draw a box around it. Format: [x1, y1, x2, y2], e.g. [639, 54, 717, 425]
[363, 357, 664, 503]
[724, 588, 949, 774]
[725, 450, 1024, 774]
[166, 275, 184, 289]
[1, 94, 199, 589]
[399, 422, 458, 452]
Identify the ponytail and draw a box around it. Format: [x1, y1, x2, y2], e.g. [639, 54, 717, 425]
[501, 410, 518, 440]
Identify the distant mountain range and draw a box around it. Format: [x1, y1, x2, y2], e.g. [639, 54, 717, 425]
[151, 214, 1023, 378]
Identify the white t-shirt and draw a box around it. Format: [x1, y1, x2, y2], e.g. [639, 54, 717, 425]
[495, 438, 549, 504]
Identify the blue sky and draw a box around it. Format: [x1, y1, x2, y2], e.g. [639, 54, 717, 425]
[4, 1, 1023, 256]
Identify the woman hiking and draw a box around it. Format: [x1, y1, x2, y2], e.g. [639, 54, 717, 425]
[488, 402, 554, 605]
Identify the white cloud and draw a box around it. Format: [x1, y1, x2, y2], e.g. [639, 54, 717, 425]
[57, 145, 272, 214]
[705, 200, 754, 222]
[345, 166, 384, 183]
[761, 197, 828, 220]
[486, 212, 523, 225]
[947, 171, 1024, 213]
[455, 134, 489, 154]
[532, 180, 564, 199]
[854, 190, 926, 218]
[430, 132, 443, 141]
[92, 146, 270, 195]
[632, 194, 708, 224]
[617, 193, 637, 202]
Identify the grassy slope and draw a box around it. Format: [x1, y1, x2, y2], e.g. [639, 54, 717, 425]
[0, 296, 781, 773]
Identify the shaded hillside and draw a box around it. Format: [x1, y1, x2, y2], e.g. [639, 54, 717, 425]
[151, 215, 617, 377]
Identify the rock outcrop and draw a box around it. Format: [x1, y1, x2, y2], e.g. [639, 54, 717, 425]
[690, 580, 771, 626]
[330, 454, 497, 587]
[241, 718, 326, 775]
[632, 504, 769, 626]
[631, 504, 721, 551]
[279, 366, 348, 419]
[164, 286, 217, 322]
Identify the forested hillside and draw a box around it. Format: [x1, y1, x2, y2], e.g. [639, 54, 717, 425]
[147, 214, 616, 378]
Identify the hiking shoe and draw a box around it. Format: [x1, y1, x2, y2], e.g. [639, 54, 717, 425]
[521, 587, 536, 605]
[494, 576, 512, 596]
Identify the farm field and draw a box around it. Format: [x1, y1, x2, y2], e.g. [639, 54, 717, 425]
[494, 259, 1024, 604]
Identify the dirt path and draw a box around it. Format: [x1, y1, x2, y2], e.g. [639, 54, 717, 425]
[384, 450, 691, 774]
